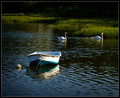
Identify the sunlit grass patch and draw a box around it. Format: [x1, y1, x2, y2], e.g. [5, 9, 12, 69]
[2, 13, 118, 38]
[2, 13, 57, 23]
[51, 19, 118, 38]
[74, 26, 118, 38]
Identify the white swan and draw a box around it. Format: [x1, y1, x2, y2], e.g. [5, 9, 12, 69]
[91, 32, 103, 40]
[58, 32, 68, 40]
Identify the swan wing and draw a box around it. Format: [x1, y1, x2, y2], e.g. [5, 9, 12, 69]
[94, 36, 101, 40]
[58, 36, 66, 40]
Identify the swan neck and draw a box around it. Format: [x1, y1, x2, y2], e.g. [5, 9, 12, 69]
[65, 33, 67, 38]
[101, 33, 103, 39]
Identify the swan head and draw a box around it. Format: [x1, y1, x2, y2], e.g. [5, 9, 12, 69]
[65, 32, 68, 34]
[65, 32, 68, 38]
[101, 32, 103, 35]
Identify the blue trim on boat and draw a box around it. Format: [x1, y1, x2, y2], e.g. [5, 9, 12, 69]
[38, 64, 59, 73]
[40, 60, 58, 66]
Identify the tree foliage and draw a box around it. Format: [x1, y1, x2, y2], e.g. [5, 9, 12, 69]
[2, 2, 118, 19]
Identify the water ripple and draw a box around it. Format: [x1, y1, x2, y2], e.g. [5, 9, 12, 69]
[2, 23, 118, 96]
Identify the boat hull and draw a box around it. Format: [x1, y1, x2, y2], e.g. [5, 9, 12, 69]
[28, 55, 60, 66]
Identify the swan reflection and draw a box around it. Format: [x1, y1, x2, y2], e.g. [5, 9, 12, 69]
[58, 38, 67, 49]
[93, 38, 103, 49]
[85, 37, 104, 49]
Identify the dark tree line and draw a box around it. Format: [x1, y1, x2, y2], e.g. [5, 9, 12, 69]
[2, 2, 118, 19]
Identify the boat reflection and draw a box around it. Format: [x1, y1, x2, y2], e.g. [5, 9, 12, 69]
[40, 64, 60, 79]
[26, 64, 60, 79]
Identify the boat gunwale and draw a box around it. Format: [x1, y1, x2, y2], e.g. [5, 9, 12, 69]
[28, 54, 61, 57]
[28, 52, 61, 57]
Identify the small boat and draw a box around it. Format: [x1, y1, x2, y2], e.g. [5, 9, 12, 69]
[28, 51, 62, 66]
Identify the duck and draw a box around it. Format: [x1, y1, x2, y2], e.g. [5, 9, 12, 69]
[58, 32, 68, 40]
[90, 32, 103, 40]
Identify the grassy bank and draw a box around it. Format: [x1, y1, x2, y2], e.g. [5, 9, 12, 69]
[2, 13, 58, 23]
[2, 13, 118, 38]
[51, 19, 118, 38]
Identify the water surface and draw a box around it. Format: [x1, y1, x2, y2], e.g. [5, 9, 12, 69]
[2, 23, 119, 97]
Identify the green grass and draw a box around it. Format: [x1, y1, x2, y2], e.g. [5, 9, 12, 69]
[2, 13, 118, 38]
[50, 19, 118, 38]
[74, 26, 118, 38]
[2, 13, 57, 23]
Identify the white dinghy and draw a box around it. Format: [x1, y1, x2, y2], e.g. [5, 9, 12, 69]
[28, 51, 62, 66]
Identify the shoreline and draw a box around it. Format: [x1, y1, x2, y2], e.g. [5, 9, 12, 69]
[2, 13, 118, 39]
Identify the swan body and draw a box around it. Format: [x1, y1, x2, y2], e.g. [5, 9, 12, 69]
[90, 32, 103, 40]
[58, 32, 68, 41]
[58, 36, 66, 40]
[94, 36, 101, 40]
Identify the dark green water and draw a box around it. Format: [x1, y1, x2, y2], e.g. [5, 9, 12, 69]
[2, 23, 119, 97]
